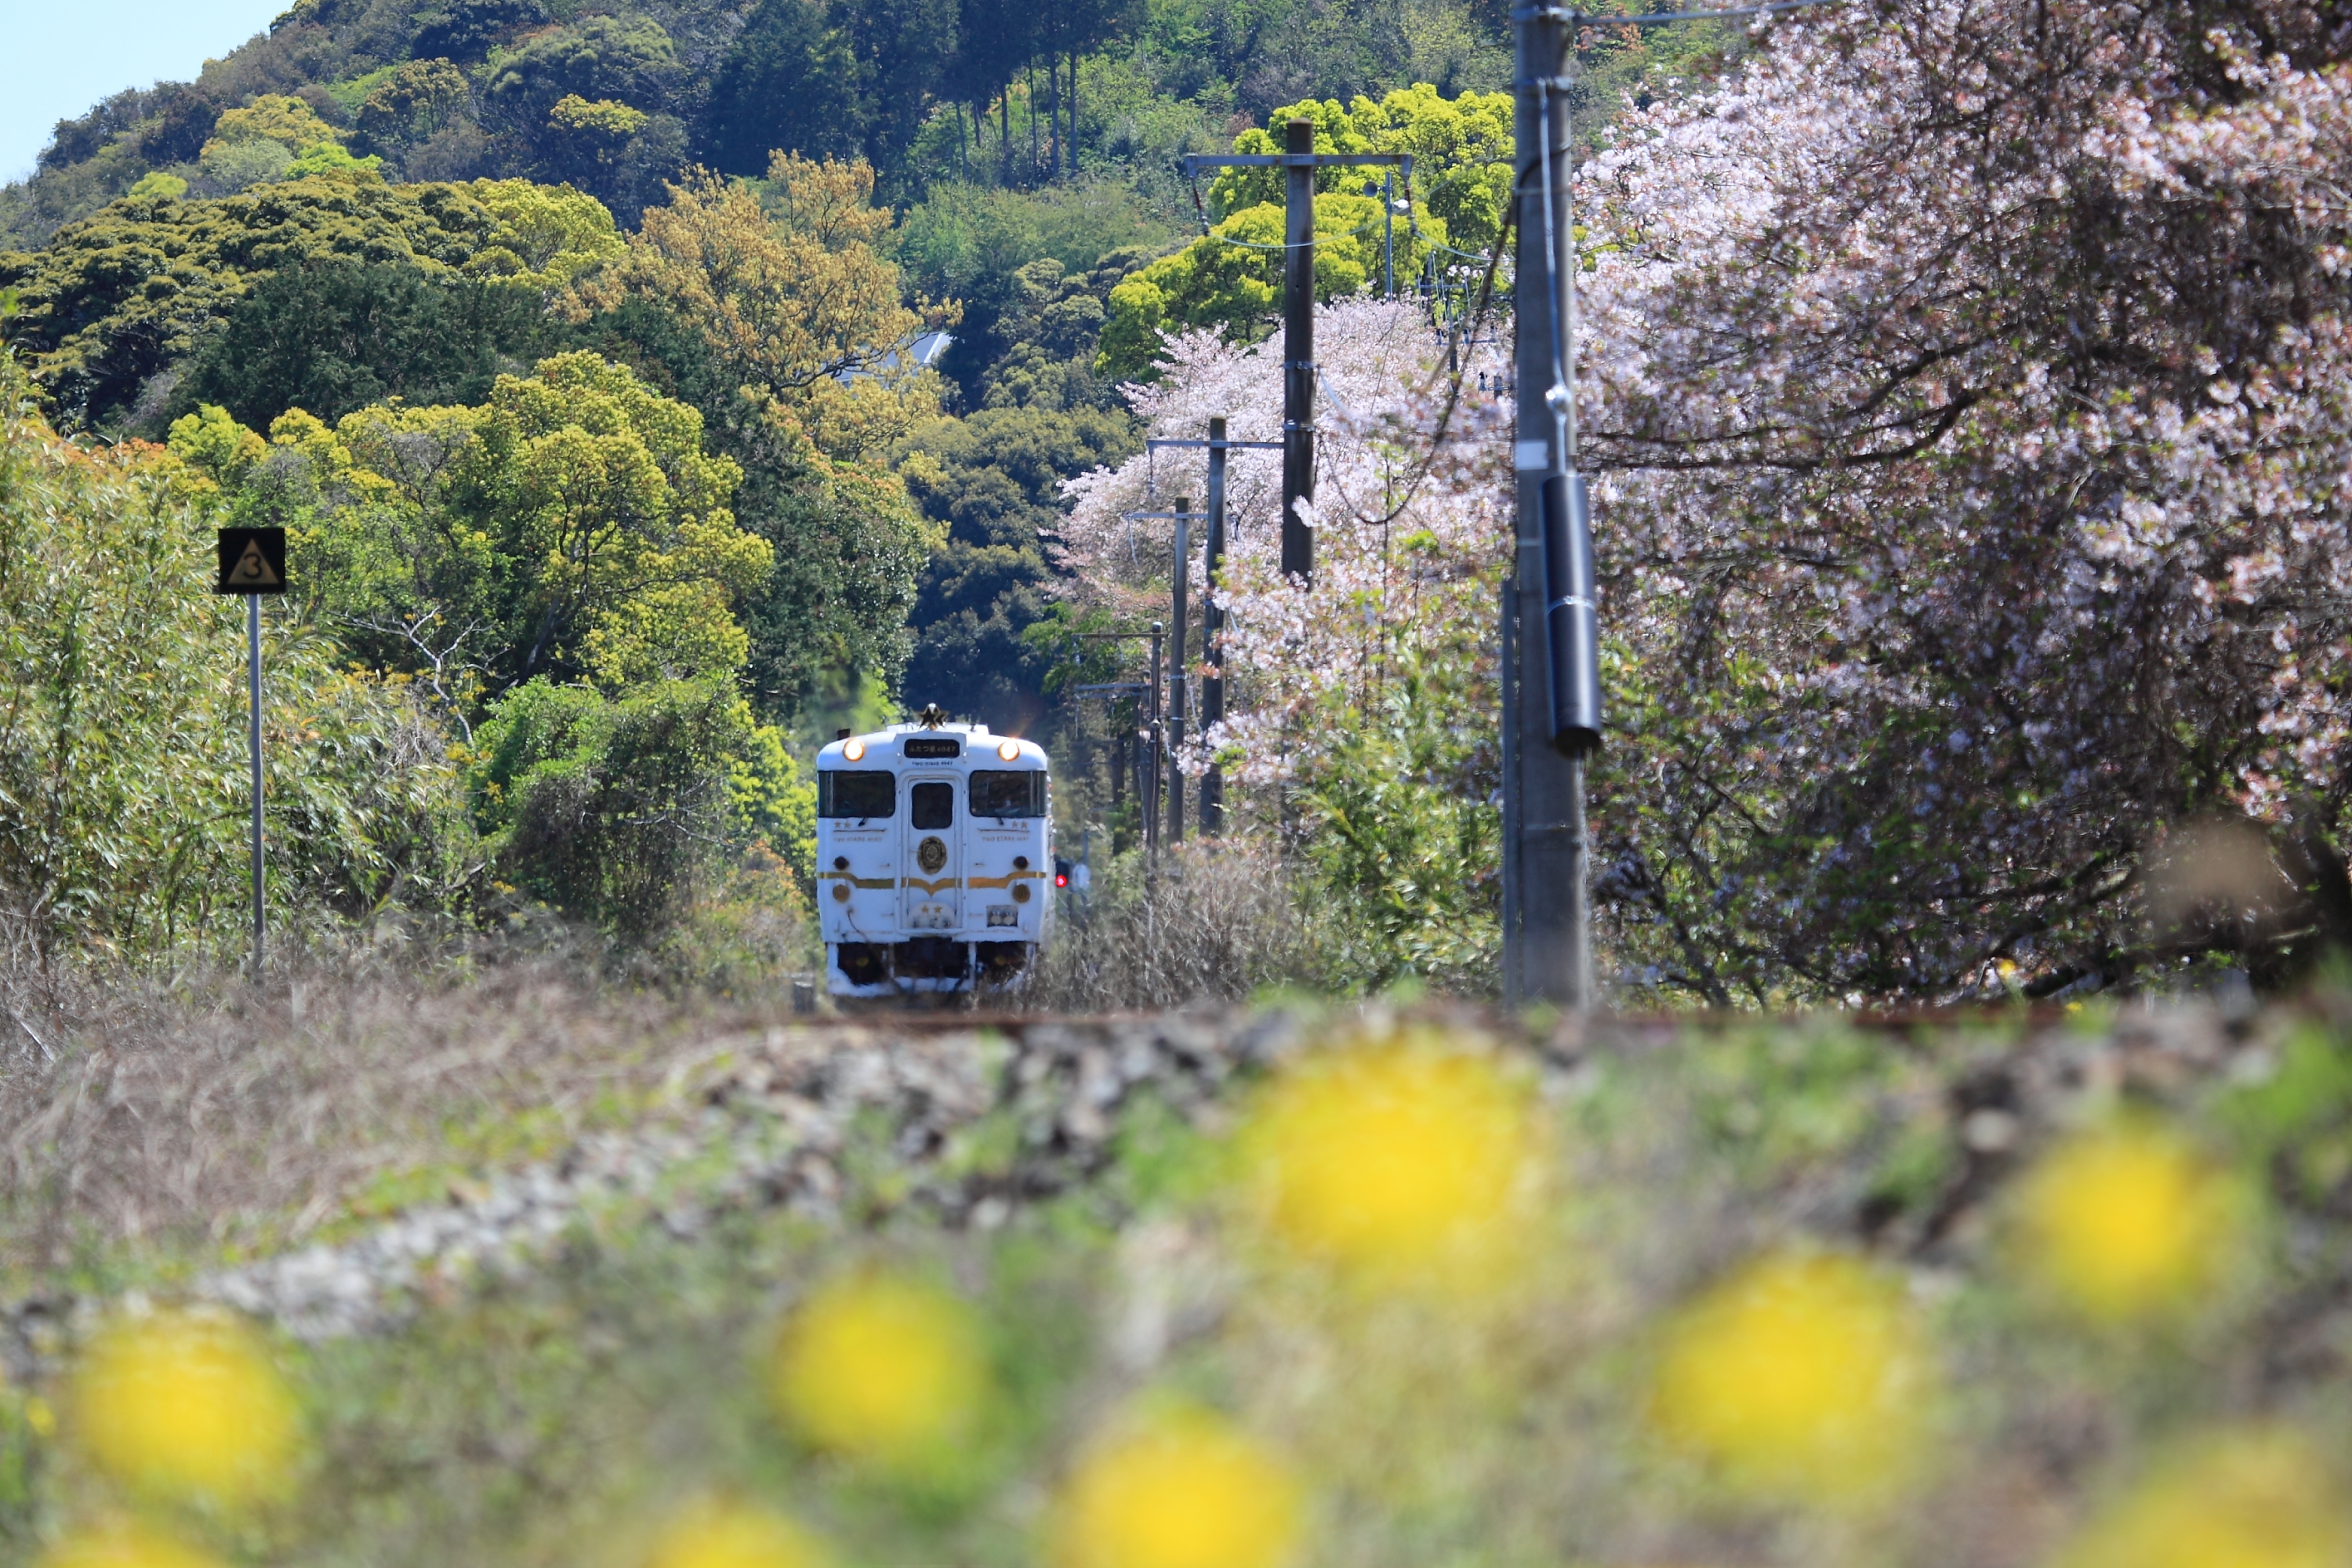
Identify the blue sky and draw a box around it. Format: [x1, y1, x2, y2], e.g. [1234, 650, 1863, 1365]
[2, 0, 287, 182]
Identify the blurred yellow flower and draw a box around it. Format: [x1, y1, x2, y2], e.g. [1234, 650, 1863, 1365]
[646, 1498, 829, 1568]
[2011, 1123, 2252, 1323]
[2060, 1428, 2347, 1568]
[1240, 1036, 1537, 1291]
[73, 1310, 299, 1507]
[1053, 1407, 1302, 1568]
[1652, 1251, 1933, 1505]
[769, 1272, 985, 1468]
[38, 1522, 225, 1568]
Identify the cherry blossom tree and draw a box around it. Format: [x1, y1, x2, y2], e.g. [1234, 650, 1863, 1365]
[1581, 0, 2352, 999]
[1060, 300, 1515, 982]
[1065, 0, 2352, 1000]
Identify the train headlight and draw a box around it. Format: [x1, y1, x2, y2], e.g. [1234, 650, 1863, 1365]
[832, 883, 850, 903]
[842, 739, 866, 761]
[997, 739, 1020, 761]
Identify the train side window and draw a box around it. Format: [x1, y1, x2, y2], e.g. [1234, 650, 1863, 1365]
[910, 781, 954, 829]
[818, 771, 895, 818]
[969, 770, 1046, 818]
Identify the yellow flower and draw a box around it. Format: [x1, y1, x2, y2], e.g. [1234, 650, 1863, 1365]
[1053, 1407, 1302, 1568]
[73, 1310, 299, 1507]
[646, 1498, 828, 1568]
[2060, 1428, 2347, 1568]
[768, 1273, 985, 1468]
[38, 1522, 226, 1568]
[1240, 1035, 1538, 1292]
[2011, 1123, 2252, 1323]
[1652, 1251, 1933, 1505]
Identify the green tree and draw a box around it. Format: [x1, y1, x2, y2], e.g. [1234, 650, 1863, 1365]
[1094, 84, 1504, 379]
[897, 401, 1137, 728]
[1097, 191, 1440, 380]
[356, 59, 474, 156]
[706, 0, 873, 175]
[468, 675, 811, 939]
[180, 351, 771, 717]
[1, 179, 621, 431]
[165, 260, 550, 432]
[1214, 84, 1512, 249]
[0, 356, 475, 961]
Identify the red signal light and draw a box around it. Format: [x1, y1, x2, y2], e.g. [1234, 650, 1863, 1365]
[1054, 857, 1072, 888]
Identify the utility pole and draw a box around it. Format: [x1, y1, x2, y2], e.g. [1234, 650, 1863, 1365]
[1143, 421, 1282, 835]
[1281, 118, 1316, 580]
[1146, 620, 1163, 879]
[1509, 1, 1600, 1009]
[1183, 137, 1410, 589]
[1200, 419, 1229, 833]
[1168, 498, 1189, 846]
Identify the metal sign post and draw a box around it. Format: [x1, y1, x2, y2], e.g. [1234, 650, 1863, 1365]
[1183, 135, 1410, 588]
[215, 526, 286, 976]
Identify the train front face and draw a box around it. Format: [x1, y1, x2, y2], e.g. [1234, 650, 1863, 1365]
[815, 725, 1052, 996]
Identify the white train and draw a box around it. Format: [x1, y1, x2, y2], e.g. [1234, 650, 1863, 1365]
[815, 710, 1054, 998]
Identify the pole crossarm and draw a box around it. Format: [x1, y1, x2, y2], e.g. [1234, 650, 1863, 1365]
[1146, 437, 1284, 452]
[1071, 681, 1152, 695]
[1183, 153, 1413, 172]
[1121, 510, 1203, 521]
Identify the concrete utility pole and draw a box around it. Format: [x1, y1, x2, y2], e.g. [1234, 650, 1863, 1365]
[1144, 420, 1283, 835]
[1146, 620, 1163, 877]
[1200, 420, 1229, 833]
[1509, 1, 1599, 1009]
[1168, 498, 1189, 846]
[1183, 136, 1410, 590]
[1281, 118, 1317, 581]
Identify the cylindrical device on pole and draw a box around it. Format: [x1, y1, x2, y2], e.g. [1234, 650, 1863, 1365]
[248, 592, 264, 975]
[1168, 499, 1189, 846]
[1510, 1, 1592, 1009]
[1541, 473, 1602, 753]
[1200, 419, 1229, 835]
[1280, 118, 1316, 583]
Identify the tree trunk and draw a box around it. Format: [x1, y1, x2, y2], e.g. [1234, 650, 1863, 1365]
[956, 100, 967, 180]
[1067, 49, 1078, 176]
[1000, 84, 1012, 183]
[1028, 62, 1039, 185]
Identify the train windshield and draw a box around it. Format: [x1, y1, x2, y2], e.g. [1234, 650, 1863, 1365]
[910, 781, 955, 829]
[970, 770, 1046, 818]
[818, 771, 895, 818]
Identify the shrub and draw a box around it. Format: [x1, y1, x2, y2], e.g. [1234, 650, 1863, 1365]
[0, 357, 477, 964]
[470, 677, 811, 940]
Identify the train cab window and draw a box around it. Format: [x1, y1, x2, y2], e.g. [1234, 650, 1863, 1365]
[818, 771, 895, 818]
[910, 781, 954, 829]
[970, 770, 1047, 818]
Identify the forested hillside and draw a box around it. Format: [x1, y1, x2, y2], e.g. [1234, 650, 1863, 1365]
[24, 0, 2350, 1006]
[0, 0, 1746, 979]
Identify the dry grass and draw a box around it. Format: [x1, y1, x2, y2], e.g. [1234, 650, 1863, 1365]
[0, 933, 801, 1283]
[1024, 840, 1327, 1011]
